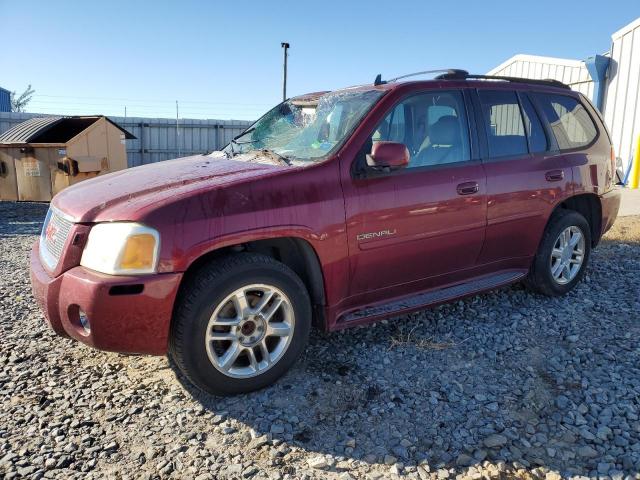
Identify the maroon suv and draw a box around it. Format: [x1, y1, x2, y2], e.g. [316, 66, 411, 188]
[30, 70, 620, 395]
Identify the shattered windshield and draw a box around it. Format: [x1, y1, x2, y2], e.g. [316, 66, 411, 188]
[224, 89, 384, 164]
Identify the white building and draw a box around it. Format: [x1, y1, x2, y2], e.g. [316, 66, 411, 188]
[488, 17, 640, 174]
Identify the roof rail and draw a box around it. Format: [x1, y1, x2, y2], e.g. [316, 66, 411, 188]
[435, 71, 570, 89]
[374, 69, 469, 86]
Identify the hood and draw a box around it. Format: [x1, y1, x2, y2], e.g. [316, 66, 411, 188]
[53, 152, 287, 222]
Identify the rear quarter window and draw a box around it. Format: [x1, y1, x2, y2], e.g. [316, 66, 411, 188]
[531, 93, 598, 150]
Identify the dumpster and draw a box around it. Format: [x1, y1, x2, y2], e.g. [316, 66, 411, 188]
[0, 115, 136, 201]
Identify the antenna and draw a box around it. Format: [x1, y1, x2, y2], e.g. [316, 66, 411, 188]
[374, 74, 385, 86]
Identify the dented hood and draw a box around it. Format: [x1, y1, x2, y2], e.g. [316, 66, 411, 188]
[52, 153, 286, 222]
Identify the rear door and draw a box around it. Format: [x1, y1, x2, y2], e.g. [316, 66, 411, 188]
[473, 88, 572, 264]
[341, 89, 487, 305]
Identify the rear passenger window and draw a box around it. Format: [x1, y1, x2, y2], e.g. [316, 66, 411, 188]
[520, 95, 548, 153]
[478, 90, 528, 158]
[532, 93, 598, 150]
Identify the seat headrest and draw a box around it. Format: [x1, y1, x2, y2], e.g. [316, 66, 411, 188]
[429, 115, 460, 146]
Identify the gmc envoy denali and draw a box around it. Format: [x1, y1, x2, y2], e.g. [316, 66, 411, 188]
[31, 69, 620, 395]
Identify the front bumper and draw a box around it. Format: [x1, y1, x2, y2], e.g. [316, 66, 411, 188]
[30, 242, 183, 355]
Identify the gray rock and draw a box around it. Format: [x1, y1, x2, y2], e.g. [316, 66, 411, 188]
[383, 455, 397, 465]
[308, 456, 328, 469]
[269, 424, 285, 434]
[483, 434, 508, 448]
[577, 445, 599, 458]
[455, 453, 473, 467]
[226, 464, 243, 474]
[555, 395, 569, 409]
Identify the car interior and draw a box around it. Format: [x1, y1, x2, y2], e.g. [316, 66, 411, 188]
[371, 92, 470, 168]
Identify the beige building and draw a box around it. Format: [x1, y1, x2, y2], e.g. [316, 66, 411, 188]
[0, 115, 135, 201]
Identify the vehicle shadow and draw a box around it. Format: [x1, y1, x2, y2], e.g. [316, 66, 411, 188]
[172, 253, 640, 478]
[0, 201, 49, 237]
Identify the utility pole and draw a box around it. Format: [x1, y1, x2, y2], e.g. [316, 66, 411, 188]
[281, 42, 290, 101]
[176, 100, 181, 157]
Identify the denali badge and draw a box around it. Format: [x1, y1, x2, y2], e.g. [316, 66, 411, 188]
[357, 229, 397, 241]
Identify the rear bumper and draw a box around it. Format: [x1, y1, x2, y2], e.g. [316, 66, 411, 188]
[30, 242, 182, 355]
[600, 187, 622, 238]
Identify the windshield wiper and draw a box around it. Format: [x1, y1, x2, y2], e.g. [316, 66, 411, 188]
[261, 148, 292, 166]
[226, 126, 256, 157]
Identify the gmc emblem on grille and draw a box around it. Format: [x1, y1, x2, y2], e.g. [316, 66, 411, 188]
[45, 222, 58, 243]
[356, 229, 397, 241]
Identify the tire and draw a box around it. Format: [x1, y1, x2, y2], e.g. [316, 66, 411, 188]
[169, 253, 311, 396]
[525, 209, 592, 296]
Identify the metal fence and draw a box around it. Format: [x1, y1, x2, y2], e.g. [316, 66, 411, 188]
[0, 112, 252, 167]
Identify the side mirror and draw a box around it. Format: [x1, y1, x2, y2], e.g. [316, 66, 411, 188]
[366, 141, 409, 172]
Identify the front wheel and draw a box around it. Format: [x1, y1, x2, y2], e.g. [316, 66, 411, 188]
[525, 210, 592, 296]
[169, 253, 311, 396]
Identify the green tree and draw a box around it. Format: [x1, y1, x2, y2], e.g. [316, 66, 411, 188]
[11, 85, 35, 112]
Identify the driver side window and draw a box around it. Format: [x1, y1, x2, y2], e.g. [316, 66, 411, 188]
[370, 91, 471, 168]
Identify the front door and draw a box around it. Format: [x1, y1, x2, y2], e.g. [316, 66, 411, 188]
[341, 89, 487, 305]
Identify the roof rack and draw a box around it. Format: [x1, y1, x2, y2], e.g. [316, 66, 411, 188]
[374, 69, 468, 86]
[434, 71, 570, 89]
[373, 69, 570, 90]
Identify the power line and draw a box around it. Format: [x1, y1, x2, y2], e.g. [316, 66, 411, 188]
[24, 105, 258, 120]
[32, 94, 273, 106]
[28, 107, 257, 116]
[28, 99, 266, 112]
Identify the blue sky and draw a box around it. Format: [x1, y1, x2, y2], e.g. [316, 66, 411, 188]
[1, 0, 637, 120]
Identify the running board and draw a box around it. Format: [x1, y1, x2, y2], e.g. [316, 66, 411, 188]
[340, 270, 525, 323]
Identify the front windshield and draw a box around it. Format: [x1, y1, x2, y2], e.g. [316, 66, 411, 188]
[224, 89, 384, 163]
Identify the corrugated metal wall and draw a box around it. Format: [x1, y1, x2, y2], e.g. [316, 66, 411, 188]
[487, 18, 640, 172]
[487, 54, 595, 98]
[0, 88, 11, 113]
[603, 18, 640, 172]
[0, 112, 252, 167]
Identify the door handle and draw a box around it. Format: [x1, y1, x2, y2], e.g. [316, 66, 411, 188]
[545, 170, 564, 182]
[456, 181, 479, 195]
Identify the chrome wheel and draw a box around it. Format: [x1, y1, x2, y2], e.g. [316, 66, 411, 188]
[205, 284, 295, 379]
[549, 226, 585, 285]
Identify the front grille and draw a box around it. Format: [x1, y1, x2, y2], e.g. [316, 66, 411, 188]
[40, 207, 74, 270]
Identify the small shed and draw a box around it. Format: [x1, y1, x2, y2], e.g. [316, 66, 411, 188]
[0, 115, 136, 201]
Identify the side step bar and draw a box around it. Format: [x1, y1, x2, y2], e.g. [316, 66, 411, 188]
[340, 270, 526, 323]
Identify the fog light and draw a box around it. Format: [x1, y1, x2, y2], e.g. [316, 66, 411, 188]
[78, 310, 91, 335]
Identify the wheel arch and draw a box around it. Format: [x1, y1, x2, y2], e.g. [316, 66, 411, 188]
[550, 193, 602, 246]
[179, 235, 327, 329]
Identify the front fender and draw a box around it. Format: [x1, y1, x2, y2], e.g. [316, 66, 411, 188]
[173, 225, 325, 273]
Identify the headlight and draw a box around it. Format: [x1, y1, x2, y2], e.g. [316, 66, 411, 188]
[80, 223, 160, 275]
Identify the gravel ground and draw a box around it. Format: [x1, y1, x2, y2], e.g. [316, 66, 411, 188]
[1, 201, 639, 480]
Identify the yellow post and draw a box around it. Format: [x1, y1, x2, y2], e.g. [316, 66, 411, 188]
[631, 134, 640, 189]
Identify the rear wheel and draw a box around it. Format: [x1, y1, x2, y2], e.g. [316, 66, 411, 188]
[525, 210, 591, 296]
[169, 253, 311, 395]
